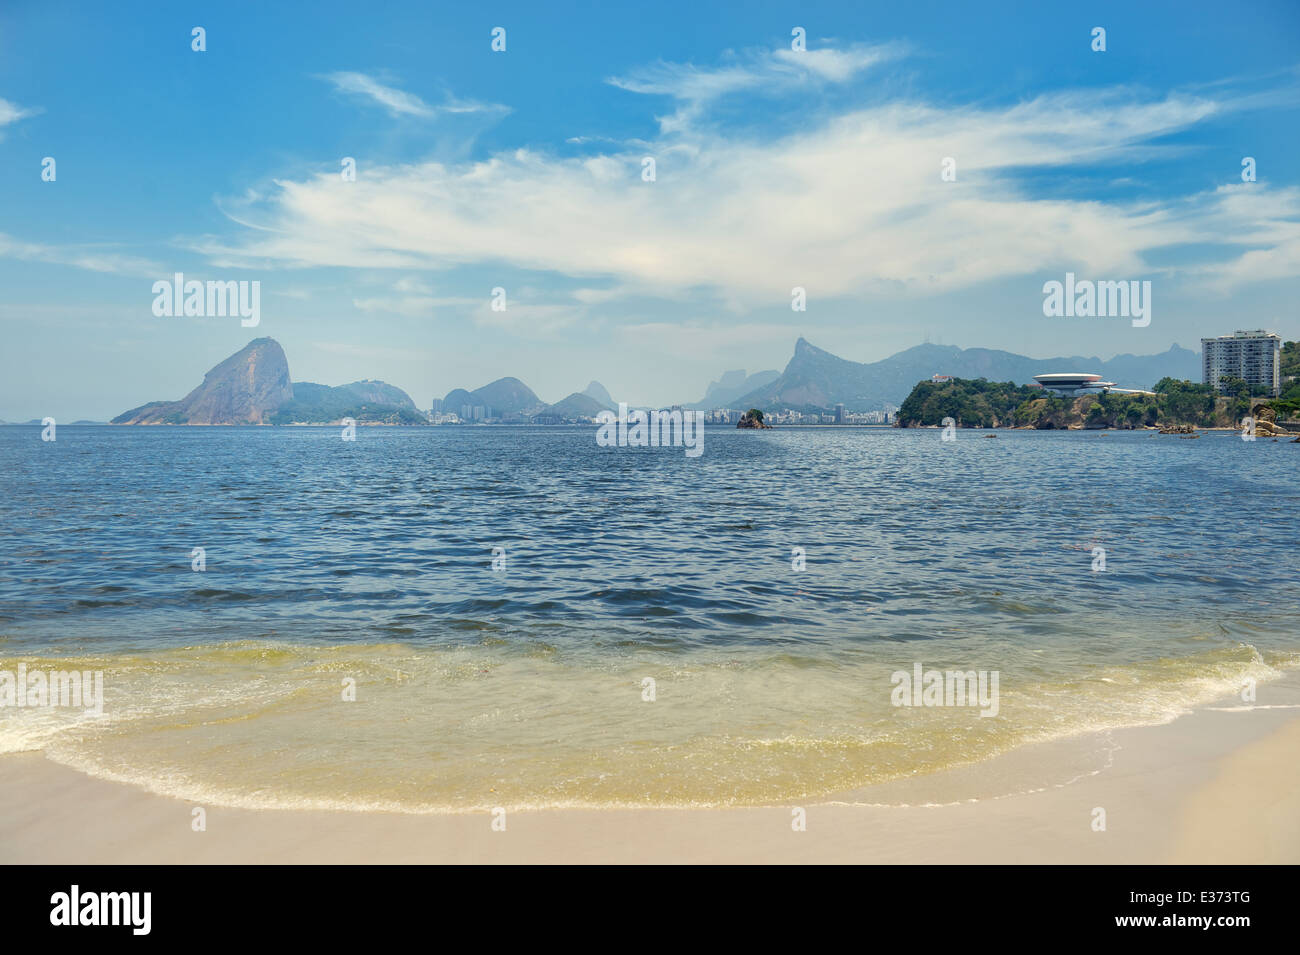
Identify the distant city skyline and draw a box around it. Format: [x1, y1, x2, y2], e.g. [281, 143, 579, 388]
[2, 1, 1298, 419]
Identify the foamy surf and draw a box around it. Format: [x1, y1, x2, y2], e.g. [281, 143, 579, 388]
[2, 640, 1295, 813]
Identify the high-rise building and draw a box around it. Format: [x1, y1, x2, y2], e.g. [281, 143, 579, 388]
[834, 403, 845, 423]
[1201, 330, 1281, 397]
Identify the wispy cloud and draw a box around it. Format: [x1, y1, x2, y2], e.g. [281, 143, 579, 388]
[319, 72, 507, 119]
[0, 233, 162, 277]
[321, 72, 434, 117]
[0, 97, 41, 139]
[353, 295, 479, 316]
[608, 42, 902, 132]
[1181, 184, 1300, 291]
[0, 97, 40, 126]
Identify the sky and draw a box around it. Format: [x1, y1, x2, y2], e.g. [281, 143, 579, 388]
[1, 0, 1298, 419]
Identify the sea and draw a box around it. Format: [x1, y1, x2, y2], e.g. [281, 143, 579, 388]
[1, 424, 1297, 811]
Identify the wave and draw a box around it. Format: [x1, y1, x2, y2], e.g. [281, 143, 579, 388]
[2, 639, 1296, 812]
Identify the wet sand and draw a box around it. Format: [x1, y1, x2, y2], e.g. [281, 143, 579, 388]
[3, 676, 1297, 864]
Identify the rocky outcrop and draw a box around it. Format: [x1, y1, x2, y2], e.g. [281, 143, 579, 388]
[737, 410, 772, 429]
[113, 338, 292, 424]
[1250, 405, 1293, 436]
[112, 338, 424, 425]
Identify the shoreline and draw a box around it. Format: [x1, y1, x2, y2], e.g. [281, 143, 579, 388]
[4, 674, 1298, 864]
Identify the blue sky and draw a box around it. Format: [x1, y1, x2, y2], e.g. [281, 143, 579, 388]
[1, 0, 1298, 419]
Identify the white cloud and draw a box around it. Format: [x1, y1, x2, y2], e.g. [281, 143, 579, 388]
[773, 44, 898, 82]
[393, 277, 433, 295]
[0, 97, 39, 127]
[572, 287, 622, 305]
[321, 72, 434, 117]
[192, 56, 1296, 308]
[0, 233, 162, 276]
[1180, 184, 1300, 290]
[608, 43, 900, 132]
[319, 72, 506, 120]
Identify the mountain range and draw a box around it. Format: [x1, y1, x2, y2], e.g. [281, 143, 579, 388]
[438, 377, 616, 418]
[728, 338, 1201, 412]
[110, 338, 622, 425]
[103, 335, 1206, 425]
[689, 369, 781, 409]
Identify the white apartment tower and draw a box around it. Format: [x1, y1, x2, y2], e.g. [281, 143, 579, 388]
[1201, 329, 1281, 397]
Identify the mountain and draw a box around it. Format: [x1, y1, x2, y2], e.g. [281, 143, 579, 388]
[113, 338, 293, 424]
[441, 377, 544, 416]
[730, 338, 1201, 412]
[691, 368, 780, 409]
[266, 381, 425, 425]
[441, 376, 607, 420]
[583, 381, 616, 410]
[729, 340, 877, 411]
[111, 338, 424, 425]
[547, 392, 609, 418]
[442, 388, 476, 412]
[473, 377, 543, 414]
[338, 380, 417, 410]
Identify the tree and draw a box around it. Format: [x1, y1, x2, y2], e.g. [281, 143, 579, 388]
[1218, 375, 1248, 399]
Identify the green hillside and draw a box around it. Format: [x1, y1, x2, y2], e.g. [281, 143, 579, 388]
[896, 376, 1267, 430]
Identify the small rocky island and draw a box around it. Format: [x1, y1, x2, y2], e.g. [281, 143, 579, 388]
[736, 409, 773, 429]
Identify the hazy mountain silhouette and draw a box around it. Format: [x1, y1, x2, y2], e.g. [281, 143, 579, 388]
[112, 338, 423, 424]
[690, 368, 781, 409]
[730, 338, 1201, 412]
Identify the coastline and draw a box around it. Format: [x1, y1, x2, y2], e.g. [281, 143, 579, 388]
[4, 674, 1297, 864]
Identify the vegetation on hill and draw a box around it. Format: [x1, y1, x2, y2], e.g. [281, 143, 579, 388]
[896, 376, 1268, 430]
[267, 396, 426, 425]
[1274, 340, 1300, 417]
[896, 379, 1042, 428]
[266, 381, 426, 424]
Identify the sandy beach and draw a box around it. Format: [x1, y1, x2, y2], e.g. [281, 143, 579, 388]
[3, 673, 1297, 865]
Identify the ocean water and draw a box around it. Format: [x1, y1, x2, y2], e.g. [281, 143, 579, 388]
[1, 424, 1298, 811]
